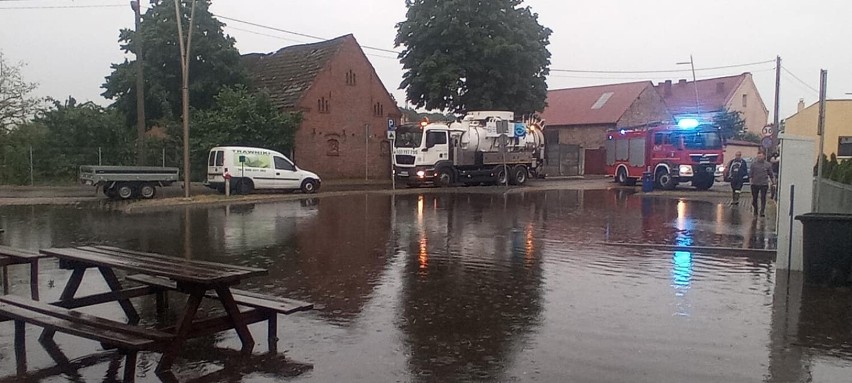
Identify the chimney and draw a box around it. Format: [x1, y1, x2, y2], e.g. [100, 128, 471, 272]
[797, 98, 805, 112]
[678, 79, 688, 85]
[716, 82, 725, 94]
[663, 80, 672, 96]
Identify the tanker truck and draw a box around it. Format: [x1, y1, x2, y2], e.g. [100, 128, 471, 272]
[392, 111, 545, 187]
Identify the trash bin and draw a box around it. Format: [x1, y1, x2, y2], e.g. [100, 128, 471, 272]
[795, 213, 852, 286]
[642, 171, 654, 193]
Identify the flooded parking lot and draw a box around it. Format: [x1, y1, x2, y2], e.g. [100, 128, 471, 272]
[0, 189, 850, 382]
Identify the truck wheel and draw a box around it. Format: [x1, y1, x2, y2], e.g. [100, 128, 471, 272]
[510, 166, 528, 185]
[237, 179, 254, 195]
[117, 183, 136, 200]
[693, 176, 714, 191]
[494, 167, 508, 185]
[435, 168, 454, 187]
[139, 183, 157, 199]
[301, 179, 319, 194]
[616, 168, 628, 185]
[654, 168, 676, 190]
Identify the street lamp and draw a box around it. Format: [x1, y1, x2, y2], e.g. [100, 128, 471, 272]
[676, 55, 700, 112]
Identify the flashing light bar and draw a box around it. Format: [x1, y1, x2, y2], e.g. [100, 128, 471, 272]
[677, 118, 700, 129]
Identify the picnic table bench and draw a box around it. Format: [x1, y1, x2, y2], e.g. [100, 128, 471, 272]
[0, 245, 313, 380]
[0, 245, 48, 300]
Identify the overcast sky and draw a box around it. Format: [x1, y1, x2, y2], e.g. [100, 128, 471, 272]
[1, 0, 850, 120]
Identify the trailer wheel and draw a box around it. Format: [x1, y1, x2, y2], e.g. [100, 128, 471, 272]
[139, 183, 157, 199]
[117, 183, 136, 200]
[654, 168, 676, 190]
[103, 186, 117, 199]
[435, 168, 454, 187]
[510, 166, 528, 185]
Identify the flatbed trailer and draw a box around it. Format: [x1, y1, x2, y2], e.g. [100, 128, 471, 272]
[79, 165, 179, 200]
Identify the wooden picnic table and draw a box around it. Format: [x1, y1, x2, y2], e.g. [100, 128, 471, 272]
[39, 245, 268, 373]
[0, 245, 48, 300]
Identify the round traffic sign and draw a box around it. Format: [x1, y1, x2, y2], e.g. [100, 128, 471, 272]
[761, 136, 774, 148]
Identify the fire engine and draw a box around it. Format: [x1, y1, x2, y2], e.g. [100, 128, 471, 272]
[605, 118, 724, 190]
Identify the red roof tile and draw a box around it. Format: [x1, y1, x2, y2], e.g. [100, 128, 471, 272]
[654, 73, 748, 115]
[542, 81, 652, 126]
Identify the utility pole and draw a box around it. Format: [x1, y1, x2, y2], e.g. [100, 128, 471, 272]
[131, 1, 146, 166]
[814, 69, 827, 212]
[676, 55, 699, 112]
[174, 0, 196, 198]
[771, 56, 781, 153]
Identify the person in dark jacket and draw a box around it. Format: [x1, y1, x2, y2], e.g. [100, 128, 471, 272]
[725, 151, 748, 205]
[769, 152, 780, 200]
[749, 153, 775, 217]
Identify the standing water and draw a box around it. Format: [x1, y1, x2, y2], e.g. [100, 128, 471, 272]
[0, 189, 849, 382]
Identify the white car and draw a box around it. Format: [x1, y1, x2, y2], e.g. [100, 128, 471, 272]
[204, 146, 321, 194]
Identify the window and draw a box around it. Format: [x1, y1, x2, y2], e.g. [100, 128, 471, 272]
[373, 102, 384, 117]
[654, 133, 664, 145]
[839, 136, 852, 157]
[425, 131, 447, 146]
[208, 151, 216, 166]
[318, 97, 330, 113]
[345, 69, 356, 86]
[215, 151, 224, 166]
[326, 139, 340, 156]
[742, 94, 748, 108]
[274, 156, 296, 171]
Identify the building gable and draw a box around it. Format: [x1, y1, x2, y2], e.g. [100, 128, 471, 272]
[543, 81, 653, 127]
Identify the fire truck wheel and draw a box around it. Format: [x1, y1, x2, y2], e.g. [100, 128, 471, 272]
[616, 168, 628, 185]
[655, 168, 676, 190]
[510, 166, 528, 185]
[693, 177, 714, 191]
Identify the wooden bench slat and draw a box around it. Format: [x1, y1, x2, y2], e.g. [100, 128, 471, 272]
[126, 275, 313, 315]
[0, 295, 173, 342]
[0, 302, 157, 350]
[0, 245, 48, 261]
[53, 247, 230, 279]
[92, 246, 266, 274]
[40, 248, 251, 285]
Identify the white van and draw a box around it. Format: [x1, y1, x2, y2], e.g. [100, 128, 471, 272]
[205, 146, 321, 194]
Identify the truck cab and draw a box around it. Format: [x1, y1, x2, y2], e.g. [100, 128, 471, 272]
[392, 123, 449, 185]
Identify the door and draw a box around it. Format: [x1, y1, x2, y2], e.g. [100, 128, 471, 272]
[584, 148, 607, 175]
[273, 156, 301, 189]
[423, 130, 449, 165]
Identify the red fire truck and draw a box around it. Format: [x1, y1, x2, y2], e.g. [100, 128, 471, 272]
[605, 119, 724, 190]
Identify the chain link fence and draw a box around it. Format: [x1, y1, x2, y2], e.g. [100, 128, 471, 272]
[0, 142, 184, 186]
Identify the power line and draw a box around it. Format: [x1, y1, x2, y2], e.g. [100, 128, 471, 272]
[550, 59, 775, 74]
[0, 3, 124, 9]
[780, 66, 819, 94]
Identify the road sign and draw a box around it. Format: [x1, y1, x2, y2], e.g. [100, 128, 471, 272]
[387, 119, 395, 130]
[762, 126, 773, 135]
[761, 136, 774, 149]
[387, 130, 396, 140]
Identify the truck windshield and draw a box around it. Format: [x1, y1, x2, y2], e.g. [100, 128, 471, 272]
[394, 131, 423, 148]
[675, 130, 722, 150]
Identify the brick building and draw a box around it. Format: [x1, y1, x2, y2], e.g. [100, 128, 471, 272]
[541, 82, 672, 175]
[243, 34, 401, 180]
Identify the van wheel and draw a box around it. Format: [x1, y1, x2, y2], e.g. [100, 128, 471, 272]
[510, 165, 528, 185]
[139, 183, 157, 199]
[237, 179, 254, 195]
[117, 183, 136, 200]
[301, 179, 319, 194]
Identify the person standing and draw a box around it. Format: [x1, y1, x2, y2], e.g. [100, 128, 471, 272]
[749, 152, 775, 217]
[725, 151, 748, 205]
[769, 152, 780, 200]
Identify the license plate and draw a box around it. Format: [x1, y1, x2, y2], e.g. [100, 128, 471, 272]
[399, 171, 409, 176]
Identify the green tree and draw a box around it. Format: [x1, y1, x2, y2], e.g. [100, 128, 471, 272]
[0, 51, 41, 130]
[395, 0, 551, 115]
[187, 86, 301, 180]
[713, 107, 746, 140]
[101, 0, 246, 127]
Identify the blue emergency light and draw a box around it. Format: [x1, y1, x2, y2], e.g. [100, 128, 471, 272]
[677, 118, 700, 129]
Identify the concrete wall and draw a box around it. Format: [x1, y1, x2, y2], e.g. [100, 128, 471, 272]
[294, 37, 401, 180]
[784, 100, 852, 159]
[724, 142, 761, 162]
[817, 179, 852, 214]
[725, 73, 769, 137]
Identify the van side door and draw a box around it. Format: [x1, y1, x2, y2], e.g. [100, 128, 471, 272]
[273, 156, 301, 190]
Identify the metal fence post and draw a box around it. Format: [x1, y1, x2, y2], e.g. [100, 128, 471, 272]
[98, 147, 102, 166]
[28, 146, 34, 186]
